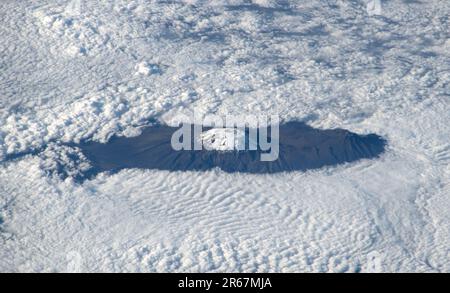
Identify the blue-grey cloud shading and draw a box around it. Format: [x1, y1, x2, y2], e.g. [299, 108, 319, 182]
[77, 122, 386, 179]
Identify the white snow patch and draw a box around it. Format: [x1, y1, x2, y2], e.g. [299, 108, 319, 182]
[199, 128, 248, 151]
